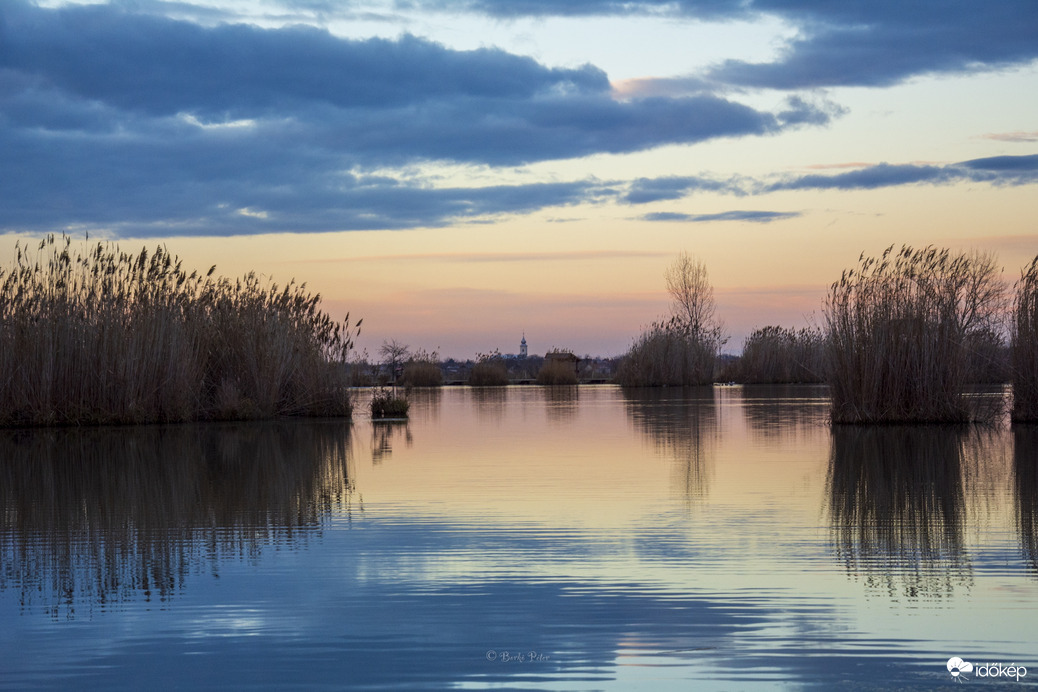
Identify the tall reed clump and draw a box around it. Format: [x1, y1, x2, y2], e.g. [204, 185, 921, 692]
[618, 252, 726, 387]
[469, 351, 509, 386]
[824, 245, 1005, 424]
[399, 349, 443, 387]
[616, 317, 717, 386]
[737, 325, 826, 384]
[370, 387, 410, 418]
[0, 235, 358, 426]
[537, 351, 579, 385]
[1012, 256, 1038, 421]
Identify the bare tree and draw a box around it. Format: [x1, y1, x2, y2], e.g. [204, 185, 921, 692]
[664, 252, 727, 351]
[379, 339, 410, 383]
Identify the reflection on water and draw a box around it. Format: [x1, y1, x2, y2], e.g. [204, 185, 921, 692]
[470, 386, 508, 424]
[827, 426, 972, 599]
[371, 420, 412, 463]
[741, 384, 829, 442]
[1015, 426, 1038, 574]
[3, 387, 1037, 690]
[543, 385, 580, 423]
[622, 388, 717, 503]
[0, 422, 353, 618]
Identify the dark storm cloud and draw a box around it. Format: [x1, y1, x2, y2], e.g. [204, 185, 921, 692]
[413, 0, 1038, 89]
[0, 1, 834, 236]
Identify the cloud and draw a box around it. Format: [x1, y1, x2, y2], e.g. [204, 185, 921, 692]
[0, 1, 834, 236]
[708, 1, 1038, 89]
[979, 131, 1038, 143]
[623, 176, 744, 204]
[767, 155, 1038, 192]
[641, 210, 800, 223]
[621, 154, 1038, 207]
[961, 154, 1038, 173]
[412, 0, 1038, 89]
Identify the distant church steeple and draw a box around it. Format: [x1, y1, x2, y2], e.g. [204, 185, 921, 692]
[520, 333, 528, 358]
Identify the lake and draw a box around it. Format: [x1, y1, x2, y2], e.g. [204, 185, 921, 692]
[1, 385, 1036, 690]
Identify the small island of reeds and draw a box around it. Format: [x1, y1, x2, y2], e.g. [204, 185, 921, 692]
[369, 387, 410, 419]
[0, 235, 358, 426]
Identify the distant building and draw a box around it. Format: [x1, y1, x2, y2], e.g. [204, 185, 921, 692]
[520, 333, 528, 358]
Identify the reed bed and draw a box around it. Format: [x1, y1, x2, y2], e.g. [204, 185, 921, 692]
[469, 355, 509, 386]
[399, 353, 443, 387]
[616, 318, 716, 387]
[537, 356, 579, 385]
[736, 326, 826, 384]
[0, 235, 357, 426]
[1012, 256, 1038, 421]
[824, 245, 1004, 424]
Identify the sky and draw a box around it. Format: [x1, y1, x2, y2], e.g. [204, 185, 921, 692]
[1, 0, 1037, 358]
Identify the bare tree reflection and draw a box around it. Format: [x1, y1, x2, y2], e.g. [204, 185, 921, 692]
[0, 422, 354, 618]
[827, 426, 972, 600]
[1014, 426, 1038, 574]
[622, 388, 718, 504]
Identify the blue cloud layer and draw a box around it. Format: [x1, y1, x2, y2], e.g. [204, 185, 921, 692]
[0, 2, 836, 236]
[419, 0, 1038, 89]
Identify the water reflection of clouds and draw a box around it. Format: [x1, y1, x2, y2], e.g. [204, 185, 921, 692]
[0, 422, 354, 617]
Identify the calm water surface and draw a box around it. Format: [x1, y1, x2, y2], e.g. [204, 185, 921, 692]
[2, 385, 1036, 690]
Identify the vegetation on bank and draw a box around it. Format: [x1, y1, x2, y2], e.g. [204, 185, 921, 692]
[1012, 257, 1038, 421]
[399, 349, 444, 387]
[537, 350, 580, 385]
[469, 351, 510, 386]
[728, 326, 826, 384]
[0, 235, 357, 426]
[617, 252, 726, 387]
[823, 245, 1005, 424]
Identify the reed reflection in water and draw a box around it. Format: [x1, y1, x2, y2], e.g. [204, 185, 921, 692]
[371, 420, 412, 464]
[741, 384, 829, 443]
[622, 388, 717, 503]
[827, 425, 972, 599]
[0, 422, 353, 618]
[1015, 425, 1038, 574]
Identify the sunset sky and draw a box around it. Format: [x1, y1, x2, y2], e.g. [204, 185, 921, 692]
[2, 0, 1037, 358]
